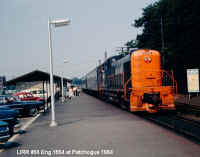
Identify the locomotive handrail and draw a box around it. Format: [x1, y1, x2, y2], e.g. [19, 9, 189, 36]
[132, 69, 177, 95]
[161, 69, 178, 95]
[123, 70, 177, 100]
[124, 77, 131, 102]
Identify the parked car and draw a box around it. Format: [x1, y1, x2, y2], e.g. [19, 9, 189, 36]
[0, 121, 10, 142]
[0, 106, 20, 137]
[29, 89, 47, 99]
[13, 92, 45, 112]
[13, 92, 44, 101]
[0, 95, 44, 116]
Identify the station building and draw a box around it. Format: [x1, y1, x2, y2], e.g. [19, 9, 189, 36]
[0, 76, 6, 91]
[5, 70, 71, 101]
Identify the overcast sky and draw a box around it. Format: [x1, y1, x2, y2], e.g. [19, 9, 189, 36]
[0, 0, 155, 80]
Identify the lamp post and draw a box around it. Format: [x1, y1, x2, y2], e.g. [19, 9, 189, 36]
[48, 17, 71, 127]
[61, 60, 69, 103]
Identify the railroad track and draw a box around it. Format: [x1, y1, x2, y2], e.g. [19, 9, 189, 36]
[89, 94, 200, 141]
[189, 104, 200, 113]
[111, 100, 200, 141]
[176, 102, 200, 115]
[140, 112, 200, 141]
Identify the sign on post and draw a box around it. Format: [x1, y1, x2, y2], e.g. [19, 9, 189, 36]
[187, 69, 199, 93]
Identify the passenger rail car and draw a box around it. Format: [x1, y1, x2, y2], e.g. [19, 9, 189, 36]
[82, 49, 177, 113]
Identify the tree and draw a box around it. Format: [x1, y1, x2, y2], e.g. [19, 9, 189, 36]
[130, 0, 200, 92]
[72, 77, 82, 86]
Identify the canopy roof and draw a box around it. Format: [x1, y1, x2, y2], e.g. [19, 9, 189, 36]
[6, 70, 71, 85]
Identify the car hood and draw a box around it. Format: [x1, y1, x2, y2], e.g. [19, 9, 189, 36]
[0, 120, 8, 126]
[0, 107, 18, 119]
[15, 101, 43, 105]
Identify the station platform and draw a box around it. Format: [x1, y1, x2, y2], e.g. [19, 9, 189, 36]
[175, 94, 200, 106]
[1, 93, 200, 157]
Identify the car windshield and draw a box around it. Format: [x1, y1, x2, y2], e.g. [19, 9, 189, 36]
[26, 93, 33, 97]
[0, 95, 18, 104]
[19, 95, 24, 98]
[8, 95, 19, 101]
[32, 90, 44, 94]
[11, 96, 19, 101]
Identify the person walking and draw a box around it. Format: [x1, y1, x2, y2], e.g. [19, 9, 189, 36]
[69, 87, 74, 99]
[77, 88, 81, 96]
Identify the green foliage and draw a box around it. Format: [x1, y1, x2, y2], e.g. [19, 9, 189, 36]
[118, 50, 129, 56]
[72, 77, 82, 86]
[130, 0, 200, 92]
[125, 40, 137, 48]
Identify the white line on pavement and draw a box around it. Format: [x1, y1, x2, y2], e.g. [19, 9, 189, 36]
[0, 113, 40, 153]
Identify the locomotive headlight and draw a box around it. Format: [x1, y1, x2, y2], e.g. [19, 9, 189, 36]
[148, 57, 152, 62]
[144, 57, 152, 63]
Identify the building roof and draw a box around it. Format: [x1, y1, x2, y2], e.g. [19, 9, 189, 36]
[6, 70, 71, 85]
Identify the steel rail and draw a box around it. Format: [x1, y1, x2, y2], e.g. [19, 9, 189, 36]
[176, 102, 200, 115]
[141, 112, 200, 141]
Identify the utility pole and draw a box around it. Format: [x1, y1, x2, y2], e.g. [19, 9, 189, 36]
[161, 16, 165, 69]
[104, 50, 107, 61]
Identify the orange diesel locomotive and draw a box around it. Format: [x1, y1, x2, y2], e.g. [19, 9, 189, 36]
[82, 49, 177, 113]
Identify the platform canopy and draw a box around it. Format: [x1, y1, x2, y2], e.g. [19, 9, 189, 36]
[6, 70, 71, 85]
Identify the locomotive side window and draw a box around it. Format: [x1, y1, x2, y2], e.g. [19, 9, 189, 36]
[124, 61, 131, 97]
[124, 61, 131, 83]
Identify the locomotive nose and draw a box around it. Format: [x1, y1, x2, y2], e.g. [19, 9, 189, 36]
[143, 93, 161, 107]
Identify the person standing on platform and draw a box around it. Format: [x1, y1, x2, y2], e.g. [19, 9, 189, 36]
[66, 88, 69, 98]
[75, 86, 78, 96]
[77, 87, 81, 96]
[69, 87, 74, 99]
[73, 86, 78, 96]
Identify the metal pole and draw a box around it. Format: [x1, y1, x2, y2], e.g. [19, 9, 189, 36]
[48, 80, 50, 109]
[45, 81, 48, 110]
[188, 93, 191, 105]
[48, 17, 57, 127]
[161, 16, 165, 69]
[61, 75, 64, 102]
[42, 81, 45, 113]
